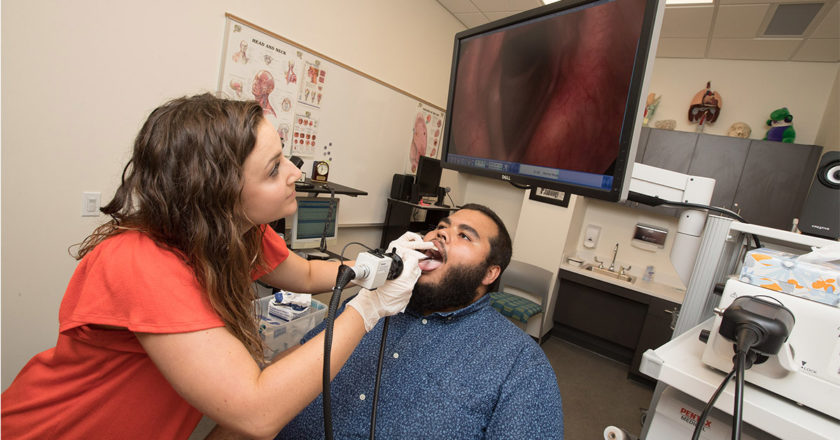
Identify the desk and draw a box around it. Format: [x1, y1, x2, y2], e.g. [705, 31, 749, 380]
[295, 178, 367, 197]
[292, 248, 345, 261]
[270, 179, 368, 236]
[380, 198, 457, 248]
[641, 319, 840, 439]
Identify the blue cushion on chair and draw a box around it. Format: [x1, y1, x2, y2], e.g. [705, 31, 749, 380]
[489, 291, 542, 324]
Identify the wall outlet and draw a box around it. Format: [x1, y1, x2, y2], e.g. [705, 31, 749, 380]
[583, 224, 601, 249]
[82, 192, 101, 217]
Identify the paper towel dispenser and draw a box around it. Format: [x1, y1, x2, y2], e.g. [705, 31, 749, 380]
[632, 223, 668, 250]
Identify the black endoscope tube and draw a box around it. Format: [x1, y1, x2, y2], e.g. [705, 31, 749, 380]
[369, 316, 390, 440]
[322, 245, 403, 439]
[323, 264, 357, 440]
[691, 367, 736, 440]
[732, 350, 747, 440]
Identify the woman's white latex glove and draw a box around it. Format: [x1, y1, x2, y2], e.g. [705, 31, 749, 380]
[384, 231, 436, 255]
[348, 232, 435, 331]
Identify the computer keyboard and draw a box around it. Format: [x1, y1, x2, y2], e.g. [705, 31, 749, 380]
[305, 250, 330, 260]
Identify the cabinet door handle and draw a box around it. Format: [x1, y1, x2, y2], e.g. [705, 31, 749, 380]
[664, 307, 680, 330]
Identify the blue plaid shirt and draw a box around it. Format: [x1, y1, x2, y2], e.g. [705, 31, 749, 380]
[276, 295, 564, 439]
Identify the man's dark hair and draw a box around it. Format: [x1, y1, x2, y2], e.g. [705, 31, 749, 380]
[458, 203, 512, 292]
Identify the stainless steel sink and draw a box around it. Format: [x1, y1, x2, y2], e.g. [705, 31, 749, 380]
[582, 264, 635, 283]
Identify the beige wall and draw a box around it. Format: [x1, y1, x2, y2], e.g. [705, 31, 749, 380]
[1, 0, 464, 389]
[815, 66, 840, 151]
[645, 58, 839, 145]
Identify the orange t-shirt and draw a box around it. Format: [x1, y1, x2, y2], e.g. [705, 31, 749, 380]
[1, 226, 289, 439]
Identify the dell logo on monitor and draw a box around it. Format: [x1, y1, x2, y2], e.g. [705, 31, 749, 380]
[501, 175, 511, 181]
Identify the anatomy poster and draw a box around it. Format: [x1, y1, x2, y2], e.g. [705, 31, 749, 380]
[218, 18, 328, 157]
[291, 112, 319, 157]
[299, 61, 326, 108]
[405, 103, 445, 173]
[217, 15, 448, 227]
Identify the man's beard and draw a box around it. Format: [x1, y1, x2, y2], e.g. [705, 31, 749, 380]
[408, 262, 488, 315]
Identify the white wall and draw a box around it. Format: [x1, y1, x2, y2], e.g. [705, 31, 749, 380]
[646, 58, 839, 146]
[511, 193, 583, 337]
[815, 66, 840, 150]
[1, 0, 465, 389]
[458, 175, 525, 238]
[568, 201, 684, 289]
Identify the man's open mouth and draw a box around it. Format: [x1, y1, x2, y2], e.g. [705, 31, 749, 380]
[418, 242, 444, 272]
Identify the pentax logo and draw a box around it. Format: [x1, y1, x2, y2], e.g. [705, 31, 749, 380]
[680, 407, 712, 430]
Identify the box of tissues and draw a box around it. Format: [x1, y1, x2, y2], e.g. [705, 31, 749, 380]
[739, 247, 840, 307]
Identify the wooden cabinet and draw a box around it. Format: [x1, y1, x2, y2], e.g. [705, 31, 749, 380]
[638, 129, 698, 173]
[733, 140, 823, 231]
[686, 135, 750, 212]
[635, 128, 823, 231]
[552, 268, 679, 382]
[631, 297, 680, 379]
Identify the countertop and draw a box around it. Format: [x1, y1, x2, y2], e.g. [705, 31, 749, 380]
[559, 262, 686, 304]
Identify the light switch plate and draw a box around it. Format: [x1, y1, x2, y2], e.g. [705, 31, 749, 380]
[82, 192, 101, 217]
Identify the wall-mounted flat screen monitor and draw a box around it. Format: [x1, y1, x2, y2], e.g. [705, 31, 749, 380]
[289, 197, 339, 250]
[440, 0, 662, 202]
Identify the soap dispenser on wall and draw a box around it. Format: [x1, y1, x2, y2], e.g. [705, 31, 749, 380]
[583, 224, 601, 249]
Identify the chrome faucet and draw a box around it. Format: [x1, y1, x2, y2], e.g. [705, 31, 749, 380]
[609, 243, 619, 272]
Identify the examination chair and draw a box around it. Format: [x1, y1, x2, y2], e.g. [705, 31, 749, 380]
[489, 260, 553, 344]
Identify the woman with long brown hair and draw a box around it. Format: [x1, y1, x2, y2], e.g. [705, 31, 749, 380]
[1, 93, 430, 439]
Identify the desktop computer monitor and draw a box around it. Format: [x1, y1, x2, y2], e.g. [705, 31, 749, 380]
[289, 197, 339, 250]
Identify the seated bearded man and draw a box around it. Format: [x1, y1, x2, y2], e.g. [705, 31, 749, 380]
[274, 203, 564, 439]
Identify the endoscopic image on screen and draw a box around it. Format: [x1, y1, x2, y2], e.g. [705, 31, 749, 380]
[448, 0, 647, 175]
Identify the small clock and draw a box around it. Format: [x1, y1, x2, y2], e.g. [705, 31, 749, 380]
[312, 160, 330, 182]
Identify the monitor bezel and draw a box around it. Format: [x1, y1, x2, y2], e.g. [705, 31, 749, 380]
[439, 0, 662, 202]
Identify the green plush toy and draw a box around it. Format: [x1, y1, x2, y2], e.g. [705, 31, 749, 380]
[764, 107, 796, 143]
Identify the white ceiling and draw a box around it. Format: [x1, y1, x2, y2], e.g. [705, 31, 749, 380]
[437, 0, 840, 62]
